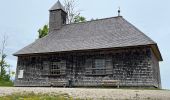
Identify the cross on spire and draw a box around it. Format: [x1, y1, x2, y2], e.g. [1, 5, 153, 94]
[118, 7, 121, 16]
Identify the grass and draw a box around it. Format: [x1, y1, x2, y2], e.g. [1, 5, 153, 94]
[0, 80, 13, 87]
[0, 92, 85, 100]
[0, 89, 168, 100]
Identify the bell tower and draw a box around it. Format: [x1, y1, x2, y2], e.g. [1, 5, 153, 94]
[49, 0, 67, 32]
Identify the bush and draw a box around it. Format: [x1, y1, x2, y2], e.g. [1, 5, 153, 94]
[0, 80, 13, 87]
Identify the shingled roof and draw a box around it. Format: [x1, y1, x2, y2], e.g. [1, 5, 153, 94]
[14, 16, 162, 61]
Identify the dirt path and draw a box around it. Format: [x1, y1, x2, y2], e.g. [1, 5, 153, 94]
[0, 87, 170, 100]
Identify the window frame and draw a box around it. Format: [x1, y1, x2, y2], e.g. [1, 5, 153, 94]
[50, 60, 66, 76]
[92, 58, 106, 75]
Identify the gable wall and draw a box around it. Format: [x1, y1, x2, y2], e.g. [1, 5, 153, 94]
[150, 49, 162, 88]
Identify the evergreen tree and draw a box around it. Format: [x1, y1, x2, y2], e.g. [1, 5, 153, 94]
[0, 35, 10, 81]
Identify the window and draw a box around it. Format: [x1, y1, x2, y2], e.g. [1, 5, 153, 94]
[94, 59, 105, 68]
[92, 59, 106, 75]
[31, 57, 36, 64]
[51, 62, 60, 70]
[50, 61, 66, 75]
[51, 62, 60, 75]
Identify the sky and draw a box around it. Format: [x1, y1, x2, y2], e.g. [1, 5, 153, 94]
[0, 0, 169, 89]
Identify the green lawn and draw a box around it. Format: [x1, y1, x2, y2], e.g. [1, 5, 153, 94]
[0, 92, 84, 100]
[0, 81, 13, 87]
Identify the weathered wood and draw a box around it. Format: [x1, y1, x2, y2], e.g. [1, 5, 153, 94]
[102, 80, 120, 88]
[14, 46, 161, 88]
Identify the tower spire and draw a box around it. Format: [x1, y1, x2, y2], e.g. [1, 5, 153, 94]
[49, 0, 66, 12]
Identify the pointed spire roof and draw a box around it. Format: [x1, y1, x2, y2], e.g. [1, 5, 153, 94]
[49, 0, 66, 12]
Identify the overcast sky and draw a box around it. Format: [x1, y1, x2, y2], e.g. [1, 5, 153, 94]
[0, 0, 169, 89]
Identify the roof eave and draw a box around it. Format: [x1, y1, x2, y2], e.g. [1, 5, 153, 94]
[149, 44, 163, 61]
[13, 44, 162, 58]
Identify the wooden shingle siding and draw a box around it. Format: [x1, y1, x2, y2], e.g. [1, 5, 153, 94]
[14, 46, 161, 88]
[151, 50, 161, 88]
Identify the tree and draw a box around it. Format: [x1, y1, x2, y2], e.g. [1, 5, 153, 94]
[64, 0, 83, 24]
[0, 35, 10, 81]
[74, 15, 86, 23]
[0, 35, 7, 76]
[38, 25, 49, 38]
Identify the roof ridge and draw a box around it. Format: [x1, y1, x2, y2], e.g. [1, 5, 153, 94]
[64, 16, 123, 26]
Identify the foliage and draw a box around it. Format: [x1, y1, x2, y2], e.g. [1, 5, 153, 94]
[0, 36, 10, 82]
[38, 25, 49, 38]
[11, 71, 15, 77]
[74, 15, 86, 23]
[0, 54, 10, 81]
[0, 80, 13, 87]
[0, 35, 14, 86]
[0, 92, 84, 100]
